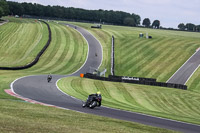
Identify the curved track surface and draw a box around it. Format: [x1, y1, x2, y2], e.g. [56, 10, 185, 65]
[12, 24, 200, 133]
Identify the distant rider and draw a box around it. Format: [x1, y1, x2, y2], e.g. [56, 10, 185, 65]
[47, 74, 52, 83]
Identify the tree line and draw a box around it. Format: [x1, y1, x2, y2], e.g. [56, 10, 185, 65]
[178, 23, 200, 32]
[142, 18, 160, 29]
[0, 0, 9, 18]
[1, 1, 141, 26]
[1, 0, 199, 32]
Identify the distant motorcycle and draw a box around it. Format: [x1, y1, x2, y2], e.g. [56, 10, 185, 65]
[47, 75, 52, 83]
[82, 93, 102, 109]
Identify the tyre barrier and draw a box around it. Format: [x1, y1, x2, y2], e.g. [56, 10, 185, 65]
[84, 73, 187, 90]
[0, 20, 51, 70]
[111, 35, 115, 75]
[108, 75, 156, 82]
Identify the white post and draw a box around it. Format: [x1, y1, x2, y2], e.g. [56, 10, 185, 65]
[146, 32, 149, 39]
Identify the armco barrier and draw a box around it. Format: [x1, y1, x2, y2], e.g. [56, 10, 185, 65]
[0, 20, 51, 70]
[84, 73, 187, 90]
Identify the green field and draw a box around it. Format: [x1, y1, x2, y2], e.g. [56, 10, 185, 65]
[58, 77, 200, 125]
[57, 21, 200, 126]
[0, 17, 88, 74]
[0, 17, 88, 97]
[64, 21, 200, 83]
[0, 100, 176, 133]
[0, 17, 48, 67]
[0, 17, 177, 132]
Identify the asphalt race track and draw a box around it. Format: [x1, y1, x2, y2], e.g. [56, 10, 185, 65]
[167, 50, 200, 85]
[12, 24, 200, 133]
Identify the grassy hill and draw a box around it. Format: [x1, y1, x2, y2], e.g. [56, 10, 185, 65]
[0, 17, 48, 67]
[57, 21, 200, 126]
[0, 17, 176, 132]
[64, 22, 200, 83]
[58, 77, 200, 125]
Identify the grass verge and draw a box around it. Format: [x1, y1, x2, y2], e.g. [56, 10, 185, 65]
[58, 76, 200, 125]
[0, 17, 176, 132]
[0, 99, 176, 133]
[60, 21, 200, 83]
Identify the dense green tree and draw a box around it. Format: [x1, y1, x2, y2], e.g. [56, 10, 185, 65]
[142, 18, 151, 27]
[7, 1, 141, 26]
[195, 25, 200, 32]
[185, 23, 195, 31]
[123, 17, 136, 26]
[0, 0, 9, 17]
[8, 1, 24, 16]
[178, 23, 185, 30]
[132, 13, 140, 26]
[152, 20, 160, 29]
[0, 7, 3, 18]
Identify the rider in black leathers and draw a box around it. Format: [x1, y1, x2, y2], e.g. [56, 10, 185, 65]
[47, 74, 52, 83]
[85, 91, 102, 107]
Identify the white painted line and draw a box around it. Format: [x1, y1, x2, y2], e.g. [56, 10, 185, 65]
[55, 77, 200, 128]
[102, 105, 200, 127]
[10, 76, 85, 114]
[184, 64, 200, 85]
[66, 25, 90, 76]
[56, 78, 83, 102]
[166, 50, 198, 83]
[86, 29, 103, 70]
[63, 23, 103, 75]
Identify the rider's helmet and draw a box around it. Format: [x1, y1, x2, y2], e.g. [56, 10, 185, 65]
[96, 91, 101, 96]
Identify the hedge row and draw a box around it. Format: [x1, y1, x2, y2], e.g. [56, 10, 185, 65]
[0, 20, 51, 70]
[84, 73, 187, 90]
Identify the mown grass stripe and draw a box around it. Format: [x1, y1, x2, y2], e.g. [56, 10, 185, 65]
[142, 39, 187, 80]
[37, 24, 68, 73]
[30, 23, 63, 72]
[0, 20, 46, 67]
[120, 38, 166, 76]
[58, 76, 200, 125]
[120, 38, 164, 67]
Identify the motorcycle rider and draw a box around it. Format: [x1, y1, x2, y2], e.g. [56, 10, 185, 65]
[47, 74, 52, 83]
[84, 91, 102, 107]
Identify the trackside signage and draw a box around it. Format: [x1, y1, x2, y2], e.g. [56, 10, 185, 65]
[122, 76, 139, 81]
[84, 73, 187, 90]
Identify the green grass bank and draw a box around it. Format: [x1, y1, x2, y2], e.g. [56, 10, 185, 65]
[0, 17, 176, 132]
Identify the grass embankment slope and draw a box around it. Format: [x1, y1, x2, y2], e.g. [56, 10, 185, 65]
[63, 21, 112, 75]
[0, 17, 48, 67]
[0, 17, 174, 133]
[58, 21, 200, 125]
[59, 77, 200, 125]
[65, 22, 200, 83]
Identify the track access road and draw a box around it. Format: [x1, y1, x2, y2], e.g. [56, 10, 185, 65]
[167, 50, 200, 85]
[12, 23, 200, 133]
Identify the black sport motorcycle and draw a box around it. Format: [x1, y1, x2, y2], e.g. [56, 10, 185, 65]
[47, 75, 52, 83]
[82, 95, 101, 109]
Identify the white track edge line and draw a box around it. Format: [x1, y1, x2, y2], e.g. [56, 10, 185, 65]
[10, 75, 85, 114]
[166, 51, 198, 83]
[55, 78, 200, 127]
[86, 29, 103, 70]
[184, 64, 200, 85]
[63, 23, 103, 75]
[9, 22, 200, 128]
[62, 24, 89, 76]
